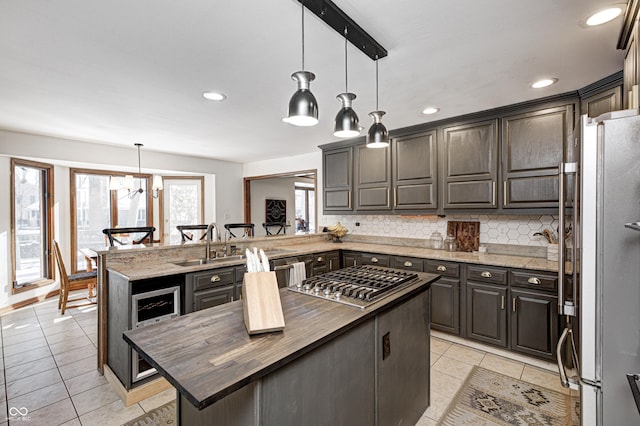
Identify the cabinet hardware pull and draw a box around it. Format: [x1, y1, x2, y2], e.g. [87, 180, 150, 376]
[394, 187, 397, 207]
[210, 275, 221, 283]
[481, 271, 492, 278]
[492, 181, 496, 206]
[348, 190, 352, 210]
[527, 277, 541, 285]
[404, 261, 412, 267]
[503, 181, 507, 207]
[436, 265, 447, 272]
[317, 257, 324, 262]
[371, 257, 379, 263]
[501, 295, 505, 310]
[512, 297, 516, 312]
[329, 260, 333, 269]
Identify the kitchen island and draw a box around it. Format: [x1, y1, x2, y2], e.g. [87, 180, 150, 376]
[123, 269, 438, 425]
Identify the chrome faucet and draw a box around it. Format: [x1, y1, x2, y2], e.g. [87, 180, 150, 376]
[205, 222, 220, 261]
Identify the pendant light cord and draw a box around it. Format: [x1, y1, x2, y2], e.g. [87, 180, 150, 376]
[375, 55, 379, 110]
[301, 1, 305, 71]
[344, 27, 348, 93]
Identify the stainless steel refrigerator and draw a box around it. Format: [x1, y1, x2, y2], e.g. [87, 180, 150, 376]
[557, 110, 640, 425]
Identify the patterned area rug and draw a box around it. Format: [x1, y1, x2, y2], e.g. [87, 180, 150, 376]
[122, 400, 176, 426]
[440, 366, 580, 425]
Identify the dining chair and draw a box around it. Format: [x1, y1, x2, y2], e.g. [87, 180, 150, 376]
[102, 226, 155, 246]
[52, 240, 97, 314]
[262, 222, 286, 236]
[177, 224, 217, 243]
[224, 223, 255, 238]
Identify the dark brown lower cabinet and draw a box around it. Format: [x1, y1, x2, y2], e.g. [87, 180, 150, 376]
[193, 285, 234, 311]
[510, 289, 558, 360]
[466, 282, 508, 347]
[430, 278, 460, 335]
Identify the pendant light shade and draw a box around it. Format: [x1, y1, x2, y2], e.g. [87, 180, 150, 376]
[366, 58, 389, 148]
[285, 71, 319, 126]
[334, 93, 359, 137]
[285, 1, 318, 127]
[367, 110, 389, 148]
[334, 27, 360, 138]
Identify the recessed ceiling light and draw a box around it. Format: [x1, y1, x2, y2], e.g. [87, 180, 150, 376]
[203, 91, 226, 101]
[586, 6, 623, 26]
[531, 78, 558, 89]
[422, 107, 440, 115]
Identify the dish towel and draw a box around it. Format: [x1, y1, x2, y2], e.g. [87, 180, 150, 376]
[289, 262, 307, 287]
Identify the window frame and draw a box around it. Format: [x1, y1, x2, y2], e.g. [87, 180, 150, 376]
[70, 168, 153, 273]
[10, 158, 55, 293]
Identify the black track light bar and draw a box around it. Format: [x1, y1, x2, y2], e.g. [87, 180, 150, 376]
[297, 0, 388, 61]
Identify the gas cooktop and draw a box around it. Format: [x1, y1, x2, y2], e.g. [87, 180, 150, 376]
[288, 265, 419, 309]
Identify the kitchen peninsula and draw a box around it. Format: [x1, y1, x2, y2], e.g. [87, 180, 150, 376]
[123, 267, 438, 425]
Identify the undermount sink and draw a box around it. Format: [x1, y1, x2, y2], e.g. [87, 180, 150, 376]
[172, 254, 245, 267]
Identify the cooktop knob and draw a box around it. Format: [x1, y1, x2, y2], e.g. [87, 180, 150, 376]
[303, 283, 312, 292]
[334, 291, 342, 300]
[323, 288, 332, 297]
[314, 286, 322, 294]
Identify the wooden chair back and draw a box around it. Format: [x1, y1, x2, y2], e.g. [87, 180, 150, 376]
[224, 223, 255, 238]
[262, 222, 286, 236]
[176, 224, 216, 242]
[52, 240, 96, 314]
[102, 226, 155, 246]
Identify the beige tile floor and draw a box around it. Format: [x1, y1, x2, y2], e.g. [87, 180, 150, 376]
[1, 292, 571, 425]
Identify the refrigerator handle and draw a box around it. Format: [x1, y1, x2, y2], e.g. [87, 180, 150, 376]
[558, 162, 577, 317]
[556, 325, 581, 389]
[626, 374, 640, 416]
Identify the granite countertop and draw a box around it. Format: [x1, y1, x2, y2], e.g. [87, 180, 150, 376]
[123, 272, 438, 409]
[106, 240, 561, 281]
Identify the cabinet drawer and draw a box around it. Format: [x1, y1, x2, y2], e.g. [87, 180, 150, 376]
[193, 285, 234, 311]
[191, 268, 235, 291]
[424, 260, 460, 278]
[510, 269, 557, 292]
[467, 265, 507, 285]
[392, 256, 424, 272]
[360, 253, 390, 267]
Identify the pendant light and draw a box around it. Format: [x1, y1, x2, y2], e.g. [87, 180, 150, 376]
[333, 27, 359, 138]
[283, 1, 318, 127]
[366, 56, 389, 148]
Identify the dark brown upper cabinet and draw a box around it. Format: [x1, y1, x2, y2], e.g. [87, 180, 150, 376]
[580, 86, 622, 119]
[354, 143, 392, 211]
[392, 130, 438, 211]
[323, 146, 353, 212]
[501, 104, 574, 209]
[442, 119, 498, 209]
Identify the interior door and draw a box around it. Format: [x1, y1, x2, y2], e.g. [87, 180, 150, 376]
[162, 177, 204, 244]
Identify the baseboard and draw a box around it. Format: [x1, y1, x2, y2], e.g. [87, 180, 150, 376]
[103, 365, 173, 406]
[0, 291, 59, 315]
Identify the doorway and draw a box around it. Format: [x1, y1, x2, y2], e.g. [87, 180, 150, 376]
[243, 169, 317, 237]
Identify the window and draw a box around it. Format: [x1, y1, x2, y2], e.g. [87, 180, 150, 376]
[295, 182, 315, 233]
[70, 169, 153, 272]
[160, 177, 204, 244]
[11, 159, 54, 290]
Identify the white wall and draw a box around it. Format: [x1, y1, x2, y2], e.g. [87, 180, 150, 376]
[0, 129, 243, 308]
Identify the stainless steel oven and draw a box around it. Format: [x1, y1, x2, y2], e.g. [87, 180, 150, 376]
[131, 286, 180, 383]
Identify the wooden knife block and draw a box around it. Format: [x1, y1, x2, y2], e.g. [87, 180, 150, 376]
[242, 272, 285, 335]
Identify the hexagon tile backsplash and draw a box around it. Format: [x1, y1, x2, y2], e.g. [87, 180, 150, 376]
[320, 214, 559, 247]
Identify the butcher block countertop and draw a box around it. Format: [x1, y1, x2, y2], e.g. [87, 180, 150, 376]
[123, 272, 438, 410]
[106, 240, 559, 281]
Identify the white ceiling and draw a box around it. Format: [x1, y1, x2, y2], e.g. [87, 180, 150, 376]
[0, 0, 626, 164]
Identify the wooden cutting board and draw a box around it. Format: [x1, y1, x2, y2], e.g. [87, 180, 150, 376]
[446, 221, 480, 252]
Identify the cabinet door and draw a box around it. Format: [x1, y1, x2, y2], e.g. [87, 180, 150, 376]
[393, 130, 437, 210]
[581, 86, 622, 119]
[326, 251, 341, 271]
[466, 282, 507, 347]
[193, 285, 234, 311]
[502, 105, 574, 208]
[342, 252, 360, 267]
[430, 277, 460, 335]
[354, 143, 392, 210]
[323, 147, 353, 211]
[510, 289, 558, 360]
[443, 119, 498, 208]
